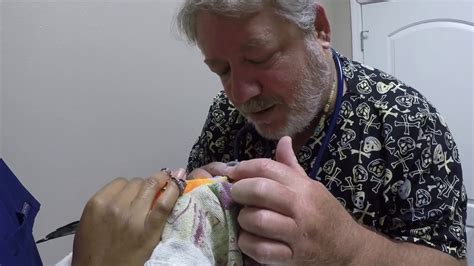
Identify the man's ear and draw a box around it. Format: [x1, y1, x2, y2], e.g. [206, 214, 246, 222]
[314, 4, 331, 48]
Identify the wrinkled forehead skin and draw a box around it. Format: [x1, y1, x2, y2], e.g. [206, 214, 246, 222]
[195, 4, 304, 59]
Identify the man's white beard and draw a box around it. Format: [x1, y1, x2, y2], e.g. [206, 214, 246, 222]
[247, 37, 333, 140]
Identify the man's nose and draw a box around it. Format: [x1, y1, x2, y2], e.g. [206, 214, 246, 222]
[228, 67, 261, 106]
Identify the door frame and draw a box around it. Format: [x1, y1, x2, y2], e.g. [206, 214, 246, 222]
[350, 0, 390, 62]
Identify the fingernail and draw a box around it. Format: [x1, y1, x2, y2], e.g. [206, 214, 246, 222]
[175, 168, 186, 180]
[226, 160, 239, 167]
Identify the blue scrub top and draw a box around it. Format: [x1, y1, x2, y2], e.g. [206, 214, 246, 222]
[0, 159, 42, 266]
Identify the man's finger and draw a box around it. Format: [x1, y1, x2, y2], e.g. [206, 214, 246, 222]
[186, 168, 213, 180]
[275, 136, 307, 176]
[237, 207, 297, 244]
[238, 231, 292, 264]
[200, 162, 228, 176]
[275, 137, 298, 168]
[231, 178, 295, 215]
[225, 158, 307, 186]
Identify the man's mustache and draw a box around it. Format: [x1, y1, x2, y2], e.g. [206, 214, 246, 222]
[238, 97, 281, 114]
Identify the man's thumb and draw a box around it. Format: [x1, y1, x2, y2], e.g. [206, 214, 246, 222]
[275, 136, 305, 175]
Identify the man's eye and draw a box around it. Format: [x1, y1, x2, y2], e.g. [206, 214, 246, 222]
[247, 53, 274, 65]
[247, 57, 268, 64]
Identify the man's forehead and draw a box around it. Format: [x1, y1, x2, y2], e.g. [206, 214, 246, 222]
[203, 32, 274, 66]
[241, 31, 274, 51]
[198, 15, 279, 49]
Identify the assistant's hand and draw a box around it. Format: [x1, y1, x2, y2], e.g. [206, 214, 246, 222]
[222, 137, 364, 265]
[71, 169, 186, 266]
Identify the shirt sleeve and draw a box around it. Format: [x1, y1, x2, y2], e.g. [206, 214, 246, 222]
[381, 91, 467, 258]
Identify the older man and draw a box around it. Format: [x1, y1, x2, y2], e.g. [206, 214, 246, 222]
[178, 0, 467, 265]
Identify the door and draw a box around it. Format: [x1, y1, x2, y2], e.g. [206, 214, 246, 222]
[360, 0, 474, 259]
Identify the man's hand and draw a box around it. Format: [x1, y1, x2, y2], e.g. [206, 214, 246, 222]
[71, 169, 186, 266]
[217, 137, 465, 265]
[219, 136, 363, 265]
[186, 162, 228, 180]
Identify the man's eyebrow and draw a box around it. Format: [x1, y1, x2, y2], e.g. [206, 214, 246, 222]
[203, 33, 274, 67]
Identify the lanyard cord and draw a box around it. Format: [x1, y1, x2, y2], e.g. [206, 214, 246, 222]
[309, 49, 344, 180]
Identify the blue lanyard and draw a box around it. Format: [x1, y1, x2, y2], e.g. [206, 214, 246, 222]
[309, 49, 344, 180]
[233, 49, 344, 180]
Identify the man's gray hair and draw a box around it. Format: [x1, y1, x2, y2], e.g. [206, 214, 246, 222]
[176, 0, 318, 44]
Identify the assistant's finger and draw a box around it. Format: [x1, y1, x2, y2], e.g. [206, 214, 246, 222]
[86, 178, 128, 209]
[237, 207, 297, 244]
[131, 172, 169, 219]
[238, 231, 292, 264]
[113, 177, 144, 209]
[147, 169, 185, 230]
[231, 178, 295, 215]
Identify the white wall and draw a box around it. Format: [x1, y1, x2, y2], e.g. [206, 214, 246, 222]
[1, 0, 219, 264]
[319, 0, 353, 58]
[0, 0, 354, 264]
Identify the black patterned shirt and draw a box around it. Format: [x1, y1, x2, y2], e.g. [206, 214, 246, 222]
[186, 52, 467, 258]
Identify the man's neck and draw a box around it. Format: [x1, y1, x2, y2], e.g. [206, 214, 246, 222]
[291, 117, 320, 154]
[291, 52, 345, 154]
